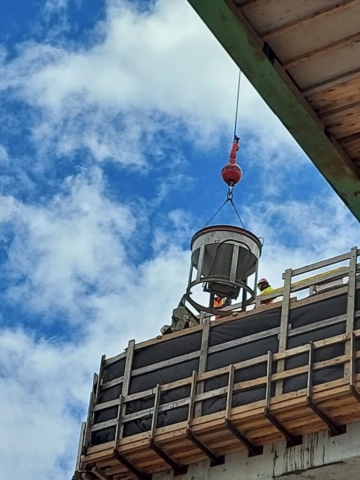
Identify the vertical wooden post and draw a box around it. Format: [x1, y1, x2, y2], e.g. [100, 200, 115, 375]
[150, 384, 161, 439]
[195, 318, 211, 417]
[276, 268, 292, 395]
[94, 354, 106, 404]
[345, 247, 357, 380]
[306, 342, 314, 399]
[75, 422, 86, 469]
[118, 340, 135, 441]
[226, 364, 235, 420]
[265, 350, 273, 409]
[113, 395, 124, 449]
[350, 333, 356, 389]
[188, 371, 198, 425]
[82, 373, 98, 453]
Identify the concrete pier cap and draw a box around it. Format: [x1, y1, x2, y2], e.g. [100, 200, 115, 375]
[154, 422, 360, 480]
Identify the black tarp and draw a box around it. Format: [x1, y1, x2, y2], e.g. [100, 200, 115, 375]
[102, 356, 126, 384]
[132, 331, 202, 369]
[91, 291, 358, 445]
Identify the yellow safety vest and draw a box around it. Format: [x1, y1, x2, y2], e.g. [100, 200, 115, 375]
[260, 286, 274, 304]
[214, 297, 227, 308]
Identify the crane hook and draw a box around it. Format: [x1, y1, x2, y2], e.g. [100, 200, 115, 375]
[221, 136, 243, 187]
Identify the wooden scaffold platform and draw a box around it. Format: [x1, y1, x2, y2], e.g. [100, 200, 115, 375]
[73, 247, 360, 480]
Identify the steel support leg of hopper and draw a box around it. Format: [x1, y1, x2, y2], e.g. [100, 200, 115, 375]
[112, 450, 151, 480]
[149, 439, 188, 476]
[186, 428, 224, 467]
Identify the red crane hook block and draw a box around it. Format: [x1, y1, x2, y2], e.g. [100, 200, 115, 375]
[221, 136, 242, 186]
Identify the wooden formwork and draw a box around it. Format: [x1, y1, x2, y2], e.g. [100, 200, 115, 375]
[74, 247, 360, 480]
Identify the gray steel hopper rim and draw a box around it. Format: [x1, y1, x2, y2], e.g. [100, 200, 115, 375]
[190, 225, 262, 252]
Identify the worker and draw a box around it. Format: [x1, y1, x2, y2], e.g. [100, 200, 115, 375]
[257, 278, 275, 305]
[213, 295, 231, 319]
[157, 324, 173, 339]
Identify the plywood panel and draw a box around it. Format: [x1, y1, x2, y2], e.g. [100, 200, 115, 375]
[307, 77, 360, 114]
[265, 4, 360, 63]
[327, 116, 360, 140]
[288, 42, 360, 91]
[240, 0, 344, 36]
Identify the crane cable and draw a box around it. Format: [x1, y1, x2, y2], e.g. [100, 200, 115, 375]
[233, 69, 242, 140]
[204, 70, 246, 229]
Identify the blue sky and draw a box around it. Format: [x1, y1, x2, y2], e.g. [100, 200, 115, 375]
[1, 1, 360, 479]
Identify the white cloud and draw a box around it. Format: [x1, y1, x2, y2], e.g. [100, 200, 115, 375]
[0, 328, 91, 480]
[2, 168, 138, 323]
[0, 167, 191, 479]
[0, 144, 8, 163]
[0, 0, 302, 170]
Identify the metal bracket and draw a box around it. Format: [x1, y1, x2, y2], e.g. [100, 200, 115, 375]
[264, 350, 301, 447]
[72, 472, 84, 480]
[350, 384, 360, 403]
[225, 419, 262, 457]
[112, 450, 151, 480]
[91, 467, 112, 480]
[262, 42, 278, 64]
[186, 429, 224, 466]
[75, 471, 97, 480]
[306, 398, 345, 436]
[349, 332, 360, 402]
[264, 408, 302, 447]
[306, 341, 345, 437]
[149, 439, 187, 476]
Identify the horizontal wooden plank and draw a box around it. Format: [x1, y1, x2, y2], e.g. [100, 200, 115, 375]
[124, 378, 192, 403]
[288, 314, 347, 336]
[291, 251, 352, 276]
[308, 77, 360, 114]
[207, 326, 280, 354]
[122, 397, 190, 423]
[104, 351, 125, 367]
[132, 350, 200, 377]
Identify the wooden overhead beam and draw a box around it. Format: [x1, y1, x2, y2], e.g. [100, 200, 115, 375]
[187, 0, 360, 221]
[261, 0, 360, 41]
